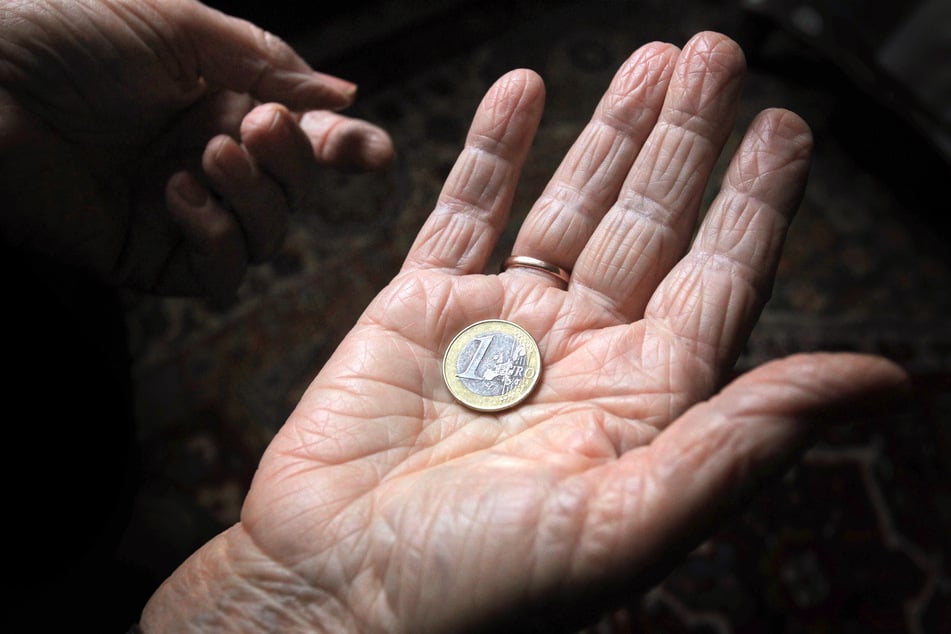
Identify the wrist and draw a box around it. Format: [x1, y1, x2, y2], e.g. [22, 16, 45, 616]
[139, 523, 355, 633]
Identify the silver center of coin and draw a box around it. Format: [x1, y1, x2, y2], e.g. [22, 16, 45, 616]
[455, 331, 530, 397]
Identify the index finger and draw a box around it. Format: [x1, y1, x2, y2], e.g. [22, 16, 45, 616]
[644, 108, 813, 396]
[181, 0, 357, 110]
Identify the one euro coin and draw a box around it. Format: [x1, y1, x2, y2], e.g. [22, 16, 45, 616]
[442, 319, 541, 412]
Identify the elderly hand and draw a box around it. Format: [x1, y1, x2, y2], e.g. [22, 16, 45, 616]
[0, 0, 393, 297]
[142, 31, 908, 633]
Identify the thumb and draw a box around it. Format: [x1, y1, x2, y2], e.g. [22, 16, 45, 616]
[488, 353, 911, 631]
[640, 352, 910, 548]
[181, 0, 357, 110]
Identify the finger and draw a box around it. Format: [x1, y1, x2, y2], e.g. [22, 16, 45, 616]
[402, 69, 545, 275]
[299, 111, 395, 171]
[238, 103, 318, 212]
[202, 134, 289, 263]
[167, 90, 255, 155]
[645, 108, 813, 394]
[165, 171, 248, 298]
[570, 32, 746, 323]
[182, 0, 357, 110]
[506, 42, 679, 286]
[572, 354, 909, 602]
[240, 105, 394, 216]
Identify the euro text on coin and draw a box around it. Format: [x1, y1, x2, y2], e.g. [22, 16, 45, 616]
[442, 319, 541, 412]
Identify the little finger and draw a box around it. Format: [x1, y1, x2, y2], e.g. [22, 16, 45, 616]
[202, 134, 290, 263]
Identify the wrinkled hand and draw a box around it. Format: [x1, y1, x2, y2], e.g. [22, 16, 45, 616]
[0, 0, 393, 296]
[143, 32, 908, 633]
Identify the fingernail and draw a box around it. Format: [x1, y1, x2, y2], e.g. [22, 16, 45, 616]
[215, 139, 252, 180]
[245, 103, 282, 130]
[315, 71, 358, 95]
[311, 72, 358, 107]
[175, 173, 207, 207]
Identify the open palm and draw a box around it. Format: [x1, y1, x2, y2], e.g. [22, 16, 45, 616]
[145, 32, 907, 633]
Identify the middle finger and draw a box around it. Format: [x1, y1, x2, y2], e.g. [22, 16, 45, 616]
[569, 32, 746, 324]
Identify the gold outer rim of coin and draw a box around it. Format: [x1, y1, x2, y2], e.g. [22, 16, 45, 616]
[442, 319, 542, 412]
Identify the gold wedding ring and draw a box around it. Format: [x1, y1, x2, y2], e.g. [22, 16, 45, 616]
[502, 255, 571, 286]
[442, 319, 541, 412]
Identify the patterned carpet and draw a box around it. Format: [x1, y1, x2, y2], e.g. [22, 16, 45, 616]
[100, 0, 951, 631]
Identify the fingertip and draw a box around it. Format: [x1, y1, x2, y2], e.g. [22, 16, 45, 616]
[166, 171, 248, 295]
[677, 31, 746, 84]
[311, 70, 358, 103]
[241, 103, 290, 137]
[168, 170, 208, 209]
[346, 126, 396, 170]
[240, 103, 313, 161]
[471, 68, 546, 145]
[299, 112, 396, 170]
[364, 128, 396, 170]
[612, 41, 680, 93]
[489, 68, 547, 109]
[508, 67, 544, 84]
[826, 352, 914, 407]
[751, 108, 814, 154]
[166, 172, 232, 256]
[722, 107, 814, 215]
[684, 30, 746, 63]
[186, 2, 357, 110]
[203, 134, 247, 181]
[731, 352, 914, 422]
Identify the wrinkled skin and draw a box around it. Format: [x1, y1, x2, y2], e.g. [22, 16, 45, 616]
[141, 31, 909, 633]
[0, 0, 393, 297]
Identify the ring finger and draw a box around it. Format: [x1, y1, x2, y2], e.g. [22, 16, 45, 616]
[505, 40, 679, 287]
